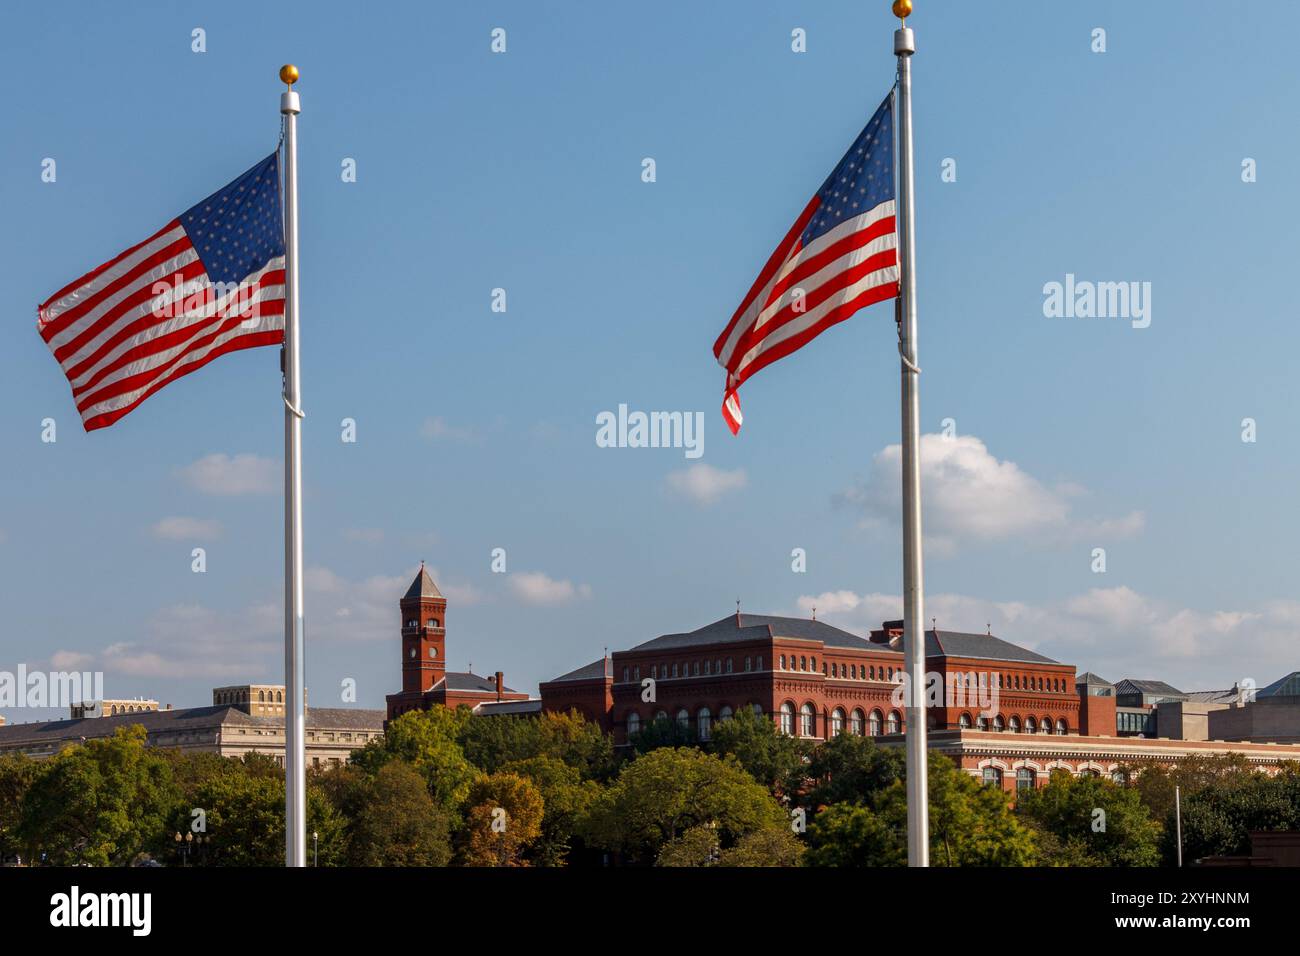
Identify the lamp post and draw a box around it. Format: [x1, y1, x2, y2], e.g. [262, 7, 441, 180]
[312, 831, 318, 867]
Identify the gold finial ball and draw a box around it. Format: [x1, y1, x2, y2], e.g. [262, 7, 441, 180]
[892, 0, 912, 19]
[279, 64, 299, 86]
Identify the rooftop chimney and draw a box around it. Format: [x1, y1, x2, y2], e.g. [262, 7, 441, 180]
[495, 670, 504, 702]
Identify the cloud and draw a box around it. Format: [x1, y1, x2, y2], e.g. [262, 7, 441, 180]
[178, 453, 279, 496]
[795, 585, 1300, 692]
[509, 571, 592, 605]
[50, 650, 95, 670]
[420, 417, 477, 442]
[665, 464, 747, 505]
[836, 434, 1143, 555]
[303, 565, 485, 642]
[91, 602, 281, 680]
[150, 516, 222, 540]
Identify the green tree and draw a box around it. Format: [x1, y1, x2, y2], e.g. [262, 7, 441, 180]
[1017, 769, 1161, 866]
[351, 706, 477, 814]
[501, 755, 602, 866]
[346, 760, 452, 866]
[719, 827, 804, 867]
[805, 733, 904, 808]
[580, 747, 789, 865]
[18, 726, 179, 866]
[628, 715, 697, 754]
[707, 706, 807, 795]
[1175, 773, 1300, 863]
[656, 824, 720, 866]
[0, 752, 41, 862]
[804, 803, 902, 866]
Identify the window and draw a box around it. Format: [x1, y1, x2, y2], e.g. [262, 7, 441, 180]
[428, 618, 440, 628]
[959, 713, 972, 729]
[755, 656, 763, 670]
[832, 663, 839, 678]
[1056, 718, 1068, 735]
[811, 657, 817, 671]
[831, 708, 845, 735]
[1111, 768, 1126, 785]
[977, 715, 989, 731]
[692, 661, 700, 676]
[800, 703, 816, 737]
[406, 619, 418, 628]
[870, 666, 876, 680]
[697, 707, 713, 741]
[626, 712, 641, 736]
[654, 710, 668, 723]
[993, 715, 1005, 732]
[715, 659, 722, 674]
[850, 709, 864, 735]
[672, 663, 679, 678]
[1016, 767, 1036, 791]
[718, 705, 733, 722]
[622, 667, 629, 683]
[1081, 768, 1101, 778]
[259, 690, 266, 702]
[633, 666, 640, 681]
[752, 703, 763, 716]
[651, 664, 658, 679]
[779, 702, 794, 735]
[886, 711, 901, 734]
[1008, 716, 1021, 733]
[1024, 716, 1037, 734]
[982, 767, 1003, 788]
[676, 708, 690, 730]
[800, 656, 808, 672]
[851, 665, 858, 679]
[744, 656, 752, 672]
[868, 710, 882, 736]
[702, 660, 710, 675]
[1040, 716, 1051, 734]
[726, 658, 733, 673]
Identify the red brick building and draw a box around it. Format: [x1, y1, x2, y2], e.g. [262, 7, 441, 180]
[385, 564, 530, 722]
[540, 611, 1081, 745]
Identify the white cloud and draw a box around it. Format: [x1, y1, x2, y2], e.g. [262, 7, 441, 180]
[178, 453, 279, 496]
[665, 464, 747, 506]
[150, 516, 222, 540]
[94, 602, 281, 680]
[837, 434, 1143, 555]
[304, 565, 484, 642]
[50, 650, 95, 670]
[796, 585, 1300, 692]
[420, 417, 477, 442]
[509, 571, 591, 606]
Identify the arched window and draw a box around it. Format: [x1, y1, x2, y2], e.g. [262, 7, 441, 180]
[850, 709, 865, 735]
[993, 714, 1005, 732]
[1111, 768, 1127, 785]
[428, 618, 440, 628]
[982, 767, 1003, 788]
[886, 711, 901, 735]
[870, 666, 876, 679]
[1016, 767, 1036, 791]
[811, 657, 817, 671]
[626, 712, 641, 736]
[697, 707, 713, 741]
[831, 708, 845, 735]
[654, 710, 668, 723]
[676, 708, 690, 730]
[780, 655, 787, 670]
[259, 690, 266, 702]
[755, 655, 763, 670]
[1056, 718, 1068, 735]
[850, 664, 858, 679]
[779, 702, 794, 735]
[751, 702, 763, 716]
[718, 705, 733, 722]
[977, 715, 990, 731]
[744, 656, 752, 672]
[831, 663, 839, 678]
[868, 710, 883, 736]
[800, 656, 808, 672]
[1024, 716, 1037, 734]
[276, 690, 283, 702]
[1008, 716, 1021, 733]
[1040, 715, 1051, 734]
[800, 703, 816, 737]
[959, 713, 972, 729]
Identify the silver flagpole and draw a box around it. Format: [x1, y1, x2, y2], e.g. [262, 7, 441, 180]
[279, 64, 307, 869]
[893, 2, 929, 867]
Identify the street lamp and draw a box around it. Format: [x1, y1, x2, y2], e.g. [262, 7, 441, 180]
[312, 831, 318, 867]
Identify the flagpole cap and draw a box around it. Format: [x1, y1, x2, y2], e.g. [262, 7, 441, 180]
[892, 0, 912, 18]
[279, 64, 300, 87]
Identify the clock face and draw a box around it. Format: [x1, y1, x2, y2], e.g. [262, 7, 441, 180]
[409, 647, 416, 659]
[429, 647, 438, 658]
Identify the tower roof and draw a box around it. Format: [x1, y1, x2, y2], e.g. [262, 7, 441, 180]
[403, 564, 443, 601]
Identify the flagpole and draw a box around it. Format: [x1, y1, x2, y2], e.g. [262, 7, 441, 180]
[892, 1, 929, 867]
[279, 63, 307, 869]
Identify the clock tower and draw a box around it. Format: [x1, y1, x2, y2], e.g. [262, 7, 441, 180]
[399, 562, 447, 694]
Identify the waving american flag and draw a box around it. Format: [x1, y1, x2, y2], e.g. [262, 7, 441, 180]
[713, 93, 899, 434]
[37, 152, 286, 431]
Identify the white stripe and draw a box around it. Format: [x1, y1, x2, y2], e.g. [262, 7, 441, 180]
[71, 278, 284, 400]
[39, 225, 188, 329]
[46, 246, 200, 354]
[717, 200, 894, 369]
[64, 257, 284, 390]
[751, 228, 897, 331]
[733, 261, 899, 379]
[77, 309, 285, 422]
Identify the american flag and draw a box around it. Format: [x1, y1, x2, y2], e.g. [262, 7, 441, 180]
[37, 152, 286, 431]
[713, 94, 899, 434]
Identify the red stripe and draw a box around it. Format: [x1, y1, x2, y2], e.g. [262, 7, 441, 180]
[70, 284, 285, 399]
[713, 197, 819, 360]
[40, 227, 190, 342]
[721, 391, 741, 435]
[762, 216, 895, 317]
[731, 281, 898, 392]
[57, 258, 207, 367]
[64, 270, 285, 386]
[80, 331, 284, 432]
[76, 311, 279, 412]
[731, 247, 898, 366]
[38, 220, 179, 315]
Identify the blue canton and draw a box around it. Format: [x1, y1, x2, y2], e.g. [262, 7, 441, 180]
[802, 94, 894, 246]
[180, 152, 284, 286]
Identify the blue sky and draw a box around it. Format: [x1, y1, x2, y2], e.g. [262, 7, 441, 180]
[3, 0, 1298, 721]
